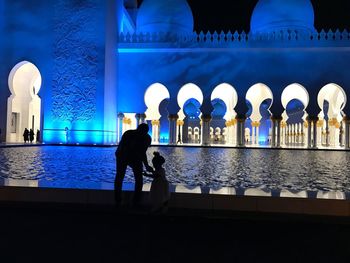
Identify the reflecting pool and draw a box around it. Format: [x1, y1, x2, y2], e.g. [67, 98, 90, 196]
[0, 146, 349, 197]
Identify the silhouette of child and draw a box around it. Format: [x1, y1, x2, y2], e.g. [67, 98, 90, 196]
[143, 151, 170, 214]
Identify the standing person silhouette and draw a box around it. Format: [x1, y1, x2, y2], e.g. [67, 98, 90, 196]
[115, 123, 153, 207]
[23, 128, 29, 143]
[143, 151, 170, 214]
[29, 129, 34, 143]
[36, 129, 41, 143]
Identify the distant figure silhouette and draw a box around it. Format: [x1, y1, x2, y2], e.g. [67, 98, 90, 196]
[36, 129, 41, 143]
[143, 151, 170, 214]
[23, 128, 29, 143]
[29, 129, 34, 143]
[115, 123, 153, 206]
[64, 127, 69, 144]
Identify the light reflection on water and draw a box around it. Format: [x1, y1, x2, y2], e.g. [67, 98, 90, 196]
[0, 146, 349, 194]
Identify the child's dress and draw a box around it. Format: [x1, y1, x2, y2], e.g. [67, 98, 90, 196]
[149, 167, 170, 212]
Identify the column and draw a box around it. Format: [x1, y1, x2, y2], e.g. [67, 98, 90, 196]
[306, 119, 312, 148]
[236, 117, 246, 147]
[276, 118, 282, 148]
[168, 114, 178, 145]
[316, 120, 323, 147]
[140, 113, 146, 124]
[232, 119, 237, 146]
[312, 118, 318, 148]
[151, 120, 160, 144]
[344, 117, 350, 149]
[328, 118, 340, 148]
[201, 114, 212, 146]
[225, 120, 232, 145]
[270, 118, 276, 147]
[117, 113, 124, 143]
[281, 121, 286, 146]
[176, 119, 184, 144]
[251, 121, 260, 145]
[135, 113, 141, 127]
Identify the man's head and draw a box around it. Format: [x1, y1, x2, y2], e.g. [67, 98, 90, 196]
[137, 123, 149, 135]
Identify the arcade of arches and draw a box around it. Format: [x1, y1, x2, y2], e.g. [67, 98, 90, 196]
[118, 82, 350, 150]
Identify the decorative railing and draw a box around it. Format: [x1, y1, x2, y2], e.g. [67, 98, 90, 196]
[118, 29, 350, 45]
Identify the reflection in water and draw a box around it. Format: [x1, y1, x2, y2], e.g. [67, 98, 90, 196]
[175, 185, 202, 194]
[316, 191, 346, 200]
[244, 188, 271, 197]
[0, 146, 349, 198]
[280, 189, 308, 198]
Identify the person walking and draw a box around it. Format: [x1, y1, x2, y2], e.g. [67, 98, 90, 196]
[114, 123, 153, 207]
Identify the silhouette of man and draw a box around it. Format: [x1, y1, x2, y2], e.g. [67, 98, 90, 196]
[115, 123, 153, 206]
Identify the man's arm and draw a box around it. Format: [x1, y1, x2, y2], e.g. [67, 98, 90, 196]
[142, 135, 153, 172]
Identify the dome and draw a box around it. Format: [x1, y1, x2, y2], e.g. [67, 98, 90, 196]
[136, 0, 194, 35]
[250, 0, 315, 35]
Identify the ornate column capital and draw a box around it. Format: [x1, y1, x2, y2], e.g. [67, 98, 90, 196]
[306, 116, 319, 122]
[343, 116, 350, 123]
[168, 114, 178, 121]
[176, 120, 184, 126]
[151, 120, 160, 126]
[251, 121, 260, 127]
[201, 114, 212, 122]
[117, 112, 125, 119]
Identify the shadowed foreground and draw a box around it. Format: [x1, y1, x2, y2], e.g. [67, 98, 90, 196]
[0, 202, 349, 263]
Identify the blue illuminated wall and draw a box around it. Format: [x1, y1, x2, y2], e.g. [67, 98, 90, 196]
[0, 0, 120, 144]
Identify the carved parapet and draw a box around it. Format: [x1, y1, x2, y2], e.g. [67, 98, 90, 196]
[118, 29, 350, 47]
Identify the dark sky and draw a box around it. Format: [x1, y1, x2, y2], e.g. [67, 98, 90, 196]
[137, 0, 350, 32]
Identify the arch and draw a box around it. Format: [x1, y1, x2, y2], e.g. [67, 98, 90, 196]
[6, 61, 42, 143]
[246, 83, 273, 122]
[281, 83, 309, 110]
[317, 83, 346, 119]
[211, 83, 238, 120]
[144, 83, 170, 120]
[317, 83, 347, 148]
[281, 83, 309, 122]
[177, 83, 203, 120]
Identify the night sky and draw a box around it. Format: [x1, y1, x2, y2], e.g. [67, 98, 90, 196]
[136, 0, 350, 32]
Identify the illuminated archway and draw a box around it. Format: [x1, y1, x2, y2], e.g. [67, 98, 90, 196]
[317, 83, 346, 148]
[144, 83, 170, 143]
[177, 83, 203, 144]
[281, 83, 309, 147]
[245, 83, 273, 145]
[211, 83, 238, 145]
[6, 61, 42, 143]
